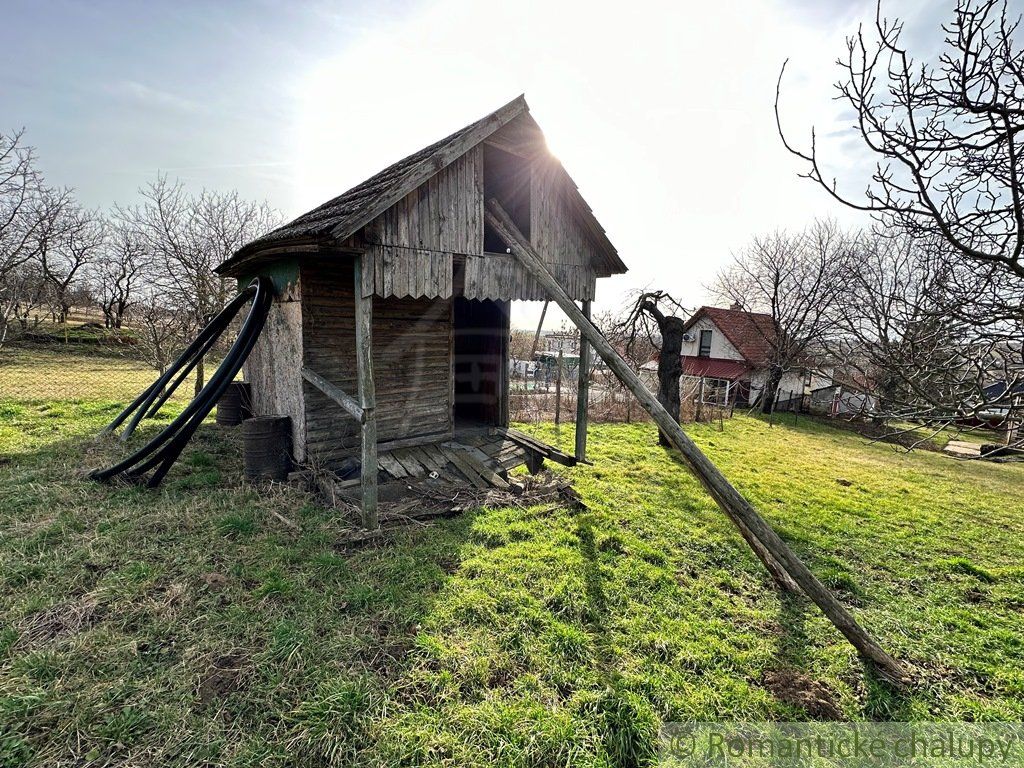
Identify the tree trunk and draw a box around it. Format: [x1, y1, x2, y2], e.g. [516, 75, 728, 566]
[760, 367, 783, 415]
[194, 357, 205, 396]
[657, 317, 686, 445]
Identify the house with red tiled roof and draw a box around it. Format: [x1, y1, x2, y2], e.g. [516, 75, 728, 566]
[679, 305, 833, 407]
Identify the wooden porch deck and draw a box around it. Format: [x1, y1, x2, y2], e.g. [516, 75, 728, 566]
[306, 426, 580, 509]
[377, 427, 577, 490]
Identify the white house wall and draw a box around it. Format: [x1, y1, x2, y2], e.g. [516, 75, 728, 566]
[678, 317, 744, 361]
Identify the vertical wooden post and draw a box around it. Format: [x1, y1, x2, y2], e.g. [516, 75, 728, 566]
[555, 350, 563, 425]
[354, 255, 378, 529]
[575, 300, 591, 461]
[500, 300, 511, 427]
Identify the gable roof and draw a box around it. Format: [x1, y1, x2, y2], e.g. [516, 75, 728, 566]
[217, 95, 625, 277]
[683, 306, 777, 366]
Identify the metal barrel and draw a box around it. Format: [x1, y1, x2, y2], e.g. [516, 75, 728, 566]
[241, 415, 292, 481]
[216, 382, 253, 426]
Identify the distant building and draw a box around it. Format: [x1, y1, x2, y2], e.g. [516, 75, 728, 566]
[678, 305, 832, 407]
[543, 331, 579, 357]
[809, 375, 878, 417]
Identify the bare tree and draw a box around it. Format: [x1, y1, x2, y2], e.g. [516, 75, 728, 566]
[618, 291, 688, 443]
[37, 197, 104, 326]
[714, 221, 853, 413]
[836, 231, 1023, 436]
[7, 258, 48, 333]
[777, 0, 1024, 441]
[121, 176, 279, 393]
[0, 130, 45, 347]
[508, 327, 534, 373]
[594, 308, 657, 424]
[132, 293, 187, 374]
[92, 218, 147, 329]
[778, 0, 1024, 279]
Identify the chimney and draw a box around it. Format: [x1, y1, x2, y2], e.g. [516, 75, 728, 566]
[729, 301, 743, 311]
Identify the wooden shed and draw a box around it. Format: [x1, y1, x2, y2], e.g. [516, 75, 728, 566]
[216, 95, 626, 525]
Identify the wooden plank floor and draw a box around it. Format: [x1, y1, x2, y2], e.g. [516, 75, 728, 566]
[376, 429, 545, 489]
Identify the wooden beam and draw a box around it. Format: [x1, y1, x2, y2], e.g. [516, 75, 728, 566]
[484, 197, 908, 684]
[555, 350, 563, 425]
[354, 255, 378, 529]
[300, 367, 365, 424]
[530, 300, 549, 360]
[500, 300, 511, 427]
[576, 300, 591, 462]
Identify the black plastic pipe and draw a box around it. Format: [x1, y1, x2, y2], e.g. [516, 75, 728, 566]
[91, 276, 273, 487]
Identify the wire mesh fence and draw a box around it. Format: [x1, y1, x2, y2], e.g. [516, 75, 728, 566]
[2, 323, 738, 435]
[508, 367, 736, 426]
[0, 344, 203, 404]
[0, 307, 237, 405]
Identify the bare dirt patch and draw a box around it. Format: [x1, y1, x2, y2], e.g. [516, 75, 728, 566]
[763, 670, 844, 720]
[197, 652, 248, 707]
[200, 572, 229, 592]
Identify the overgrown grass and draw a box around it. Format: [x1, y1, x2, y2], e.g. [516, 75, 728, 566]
[0, 395, 1022, 766]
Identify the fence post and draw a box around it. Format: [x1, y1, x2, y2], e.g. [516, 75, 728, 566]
[555, 350, 563, 425]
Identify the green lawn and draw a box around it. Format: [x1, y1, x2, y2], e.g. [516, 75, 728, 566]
[0, 396, 1022, 766]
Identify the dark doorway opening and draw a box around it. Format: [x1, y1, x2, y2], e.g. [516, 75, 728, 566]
[453, 297, 509, 427]
[483, 144, 531, 253]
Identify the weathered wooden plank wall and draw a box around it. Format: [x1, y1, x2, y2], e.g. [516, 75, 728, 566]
[364, 247, 453, 300]
[244, 275, 306, 460]
[530, 161, 602, 271]
[462, 255, 595, 301]
[362, 139, 602, 302]
[463, 154, 597, 301]
[361, 146, 481, 300]
[301, 260, 453, 468]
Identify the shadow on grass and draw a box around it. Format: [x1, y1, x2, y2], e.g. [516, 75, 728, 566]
[655, 443, 913, 721]
[772, 591, 915, 720]
[776, 591, 811, 671]
[577, 516, 658, 766]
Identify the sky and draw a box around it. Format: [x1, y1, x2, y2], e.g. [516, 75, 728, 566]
[0, 0, 990, 328]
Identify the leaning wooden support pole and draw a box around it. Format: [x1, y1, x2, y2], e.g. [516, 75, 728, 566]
[530, 300, 549, 360]
[485, 199, 908, 684]
[354, 255, 378, 530]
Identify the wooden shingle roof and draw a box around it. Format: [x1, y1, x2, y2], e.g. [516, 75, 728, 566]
[217, 95, 625, 277]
